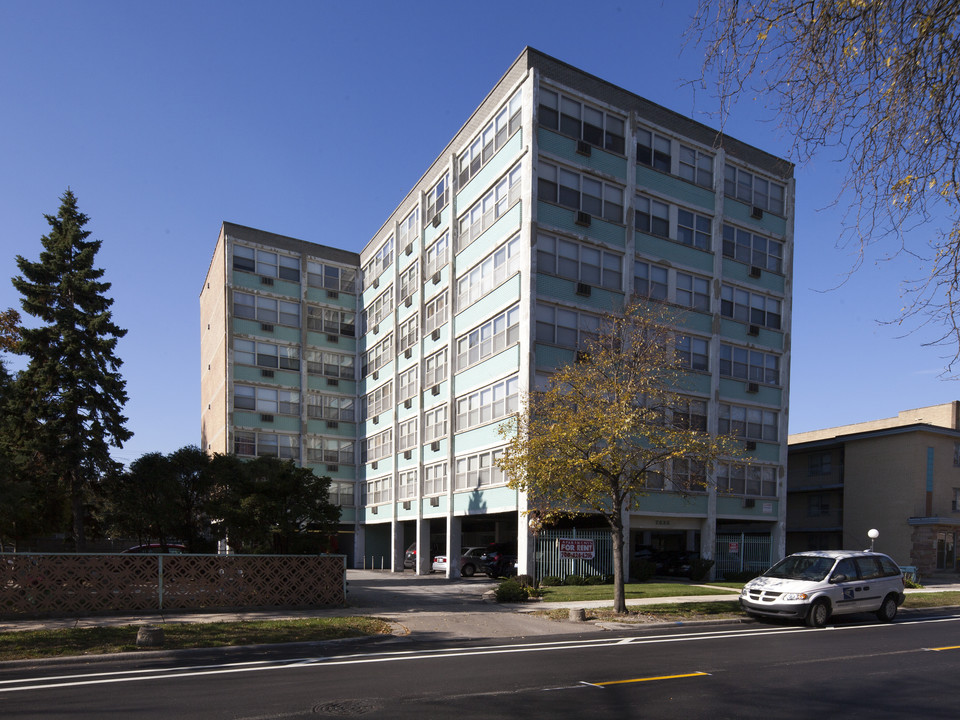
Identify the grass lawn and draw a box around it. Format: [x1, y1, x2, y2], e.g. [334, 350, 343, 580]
[538, 582, 740, 603]
[0, 617, 393, 662]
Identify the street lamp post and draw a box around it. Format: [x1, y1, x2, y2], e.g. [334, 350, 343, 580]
[868, 528, 879, 552]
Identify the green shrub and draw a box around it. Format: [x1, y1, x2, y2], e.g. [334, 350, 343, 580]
[904, 576, 923, 589]
[515, 574, 535, 588]
[688, 558, 714, 582]
[630, 559, 656, 582]
[494, 578, 529, 602]
[563, 574, 588, 586]
[585, 574, 606, 585]
[539, 575, 562, 587]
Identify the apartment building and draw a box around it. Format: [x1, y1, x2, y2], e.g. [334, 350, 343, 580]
[200, 47, 795, 577]
[788, 402, 960, 576]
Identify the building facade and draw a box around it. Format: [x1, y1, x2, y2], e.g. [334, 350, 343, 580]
[788, 402, 960, 576]
[200, 48, 795, 578]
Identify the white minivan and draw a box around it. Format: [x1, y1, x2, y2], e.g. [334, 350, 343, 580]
[739, 550, 905, 627]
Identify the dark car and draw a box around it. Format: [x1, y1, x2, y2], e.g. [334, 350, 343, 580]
[122, 543, 187, 554]
[482, 542, 518, 578]
[403, 542, 440, 569]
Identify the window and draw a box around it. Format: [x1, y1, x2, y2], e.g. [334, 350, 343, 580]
[633, 261, 668, 301]
[456, 305, 520, 369]
[366, 475, 392, 505]
[455, 448, 506, 490]
[676, 336, 709, 372]
[425, 232, 449, 277]
[458, 164, 522, 250]
[363, 287, 394, 331]
[363, 236, 394, 289]
[722, 225, 783, 272]
[397, 366, 417, 404]
[234, 431, 298, 460]
[719, 403, 779, 442]
[538, 88, 626, 153]
[398, 314, 418, 353]
[672, 397, 707, 432]
[672, 458, 707, 491]
[398, 208, 419, 250]
[306, 436, 354, 465]
[328, 481, 355, 507]
[424, 405, 448, 442]
[538, 162, 623, 223]
[537, 233, 621, 290]
[676, 210, 712, 251]
[306, 306, 355, 336]
[808, 494, 830, 516]
[232, 245, 300, 280]
[362, 334, 393, 377]
[424, 292, 448, 334]
[634, 195, 669, 237]
[718, 462, 778, 497]
[636, 129, 671, 172]
[365, 381, 393, 419]
[678, 145, 713, 188]
[234, 292, 300, 327]
[424, 348, 448, 387]
[398, 418, 417, 452]
[535, 304, 601, 348]
[234, 339, 300, 371]
[723, 164, 786, 215]
[306, 393, 355, 422]
[234, 384, 299, 415]
[458, 90, 521, 187]
[807, 452, 832, 477]
[361, 429, 393, 464]
[458, 235, 522, 306]
[721, 285, 782, 330]
[456, 376, 519, 431]
[305, 349, 354, 379]
[720, 345, 781, 385]
[306, 260, 357, 293]
[676, 272, 710, 312]
[423, 461, 448, 495]
[425, 173, 450, 220]
[398, 469, 418, 500]
[398, 262, 419, 304]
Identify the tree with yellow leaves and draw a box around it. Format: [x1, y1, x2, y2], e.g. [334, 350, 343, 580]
[497, 302, 739, 614]
[692, 0, 960, 367]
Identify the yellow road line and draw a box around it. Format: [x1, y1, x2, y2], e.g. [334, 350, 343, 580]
[593, 672, 710, 686]
[929, 645, 960, 651]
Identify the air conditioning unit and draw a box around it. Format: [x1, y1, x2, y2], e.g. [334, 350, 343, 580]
[327, 290, 339, 299]
[373, 278, 379, 289]
[260, 323, 275, 332]
[575, 211, 592, 227]
[371, 461, 378, 469]
[746, 382, 759, 393]
[747, 324, 760, 336]
[372, 416, 379, 425]
[430, 496, 440, 507]
[372, 370, 379, 380]
[326, 378, 339, 386]
[751, 206, 764, 219]
[745, 440, 757, 451]
[260, 276, 274, 286]
[405, 244, 413, 256]
[404, 348, 412, 359]
[431, 385, 441, 396]
[431, 329, 441, 341]
[742, 498, 756, 508]
[433, 272, 441, 284]
[576, 282, 591, 296]
[261, 369, 275, 378]
[326, 420, 339, 429]
[430, 441, 440, 452]
[326, 464, 339, 472]
[576, 140, 592, 156]
[404, 296, 413, 308]
[403, 450, 412, 460]
[403, 500, 411, 510]
[403, 399, 412, 409]
[371, 505, 378, 514]
[372, 324, 379, 335]
[326, 334, 339, 343]
[749, 266, 762, 278]
[260, 414, 274, 423]
[432, 213, 441, 228]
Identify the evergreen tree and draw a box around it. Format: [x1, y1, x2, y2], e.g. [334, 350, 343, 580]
[12, 189, 131, 549]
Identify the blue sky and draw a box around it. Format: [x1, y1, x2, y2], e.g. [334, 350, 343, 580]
[0, 0, 953, 465]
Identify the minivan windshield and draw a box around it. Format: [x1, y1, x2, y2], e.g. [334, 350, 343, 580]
[763, 555, 836, 582]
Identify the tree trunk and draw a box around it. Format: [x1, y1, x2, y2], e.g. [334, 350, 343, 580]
[611, 516, 626, 614]
[70, 469, 86, 551]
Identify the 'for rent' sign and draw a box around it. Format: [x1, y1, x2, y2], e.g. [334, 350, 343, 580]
[558, 538, 595, 560]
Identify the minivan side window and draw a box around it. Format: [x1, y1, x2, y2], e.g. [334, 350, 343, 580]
[833, 558, 857, 580]
[855, 557, 884, 580]
[878, 556, 902, 576]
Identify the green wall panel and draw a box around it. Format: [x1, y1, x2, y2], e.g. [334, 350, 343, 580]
[534, 273, 625, 311]
[718, 378, 782, 406]
[718, 318, 784, 351]
[453, 274, 521, 334]
[456, 131, 523, 211]
[634, 233, 715, 273]
[306, 331, 356, 353]
[537, 202, 626, 248]
[454, 345, 521, 394]
[233, 365, 300, 387]
[306, 375, 356, 395]
[537, 128, 628, 180]
[454, 420, 512, 454]
[231, 271, 301, 299]
[305, 287, 357, 309]
[632, 492, 709, 515]
[636, 166, 715, 211]
[232, 411, 299, 432]
[720, 258, 785, 295]
[716, 496, 779, 518]
[453, 485, 518, 514]
[232, 318, 300, 344]
[456, 203, 522, 270]
[534, 342, 575, 370]
[722, 198, 788, 237]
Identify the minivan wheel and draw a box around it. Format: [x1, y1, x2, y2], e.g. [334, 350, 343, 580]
[806, 599, 830, 628]
[876, 594, 898, 623]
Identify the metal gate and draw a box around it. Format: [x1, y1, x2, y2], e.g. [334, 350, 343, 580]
[535, 529, 613, 581]
[714, 533, 771, 579]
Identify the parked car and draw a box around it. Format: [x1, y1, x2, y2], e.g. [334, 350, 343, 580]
[431, 547, 487, 576]
[482, 542, 518, 578]
[403, 542, 440, 569]
[739, 550, 905, 628]
[121, 544, 187, 554]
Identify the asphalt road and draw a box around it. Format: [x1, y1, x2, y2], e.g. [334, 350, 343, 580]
[4, 609, 960, 719]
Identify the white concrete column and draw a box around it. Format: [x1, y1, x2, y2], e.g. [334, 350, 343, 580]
[447, 515, 463, 579]
[391, 519, 404, 572]
[416, 518, 431, 575]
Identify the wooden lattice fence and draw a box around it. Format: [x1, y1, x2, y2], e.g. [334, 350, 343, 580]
[0, 553, 346, 617]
